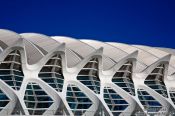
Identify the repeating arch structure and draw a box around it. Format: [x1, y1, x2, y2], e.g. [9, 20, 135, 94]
[0, 29, 175, 115]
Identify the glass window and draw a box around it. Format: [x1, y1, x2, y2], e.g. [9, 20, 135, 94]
[24, 83, 53, 115]
[77, 58, 100, 94]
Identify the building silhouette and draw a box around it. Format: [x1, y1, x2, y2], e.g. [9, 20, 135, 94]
[0, 29, 175, 115]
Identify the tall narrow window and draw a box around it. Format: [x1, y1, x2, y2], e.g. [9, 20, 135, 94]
[0, 50, 24, 90]
[112, 61, 135, 95]
[39, 54, 64, 92]
[137, 89, 162, 114]
[77, 58, 100, 94]
[144, 64, 168, 98]
[66, 84, 92, 115]
[0, 89, 10, 111]
[24, 82, 53, 115]
[104, 87, 128, 115]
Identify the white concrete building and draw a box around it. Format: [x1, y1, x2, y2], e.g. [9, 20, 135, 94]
[0, 29, 175, 115]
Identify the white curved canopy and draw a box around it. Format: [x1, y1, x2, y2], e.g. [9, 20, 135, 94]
[52, 36, 96, 58]
[81, 40, 128, 62]
[21, 33, 60, 54]
[0, 29, 174, 74]
[0, 29, 21, 49]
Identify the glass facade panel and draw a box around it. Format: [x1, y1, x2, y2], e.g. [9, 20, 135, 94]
[77, 58, 100, 94]
[169, 89, 175, 105]
[0, 50, 24, 90]
[66, 84, 92, 115]
[0, 89, 10, 111]
[104, 87, 128, 115]
[39, 54, 64, 92]
[137, 89, 162, 114]
[144, 64, 168, 98]
[24, 82, 53, 115]
[112, 61, 135, 96]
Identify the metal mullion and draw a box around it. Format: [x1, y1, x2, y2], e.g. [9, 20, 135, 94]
[10, 54, 17, 90]
[150, 73, 163, 76]
[140, 99, 158, 102]
[107, 89, 116, 112]
[88, 75, 97, 93]
[0, 100, 10, 101]
[123, 63, 132, 66]
[88, 60, 99, 93]
[50, 57, 61, 60]
[78, 74, 97, 78]
[26, 94, 48, 97]
[67, 96, 87, 99]
[82, 67, 98, 70]
[12, 74, 23, 78]
[90, 78, 99, 93]
[117, 70, 131, 73]
[89, 61, 98, 63]
[156, 68, 166, 94]
[3, 61, 21, 65]
[11, 69, 22, 73]
[25, 87, 35, 111]
[30, 83, 38, 111]
[112, 104, 128, 106]
[123, 71, 133, 94]
[51, 58, 60, 91]
[70, 85, 78, 110]
[147, 83, 165, 87]
[68, 101, 91, 104]
[9, 53, 20, 56]
[44, 65, 61, 68]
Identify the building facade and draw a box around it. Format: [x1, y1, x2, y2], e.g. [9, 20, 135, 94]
[0, 29, 175, 115]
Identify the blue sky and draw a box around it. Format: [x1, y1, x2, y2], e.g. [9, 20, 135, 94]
[0, 0, 175, 48]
